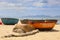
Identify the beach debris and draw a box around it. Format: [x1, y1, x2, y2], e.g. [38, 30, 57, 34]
[1, 29, 39, 38]
[1, 24, 39, 38]
[13, 24, 36, 33]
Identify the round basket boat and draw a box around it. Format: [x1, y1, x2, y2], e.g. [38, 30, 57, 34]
[1, 18, 19, 25]
[20, 19, 57, 30]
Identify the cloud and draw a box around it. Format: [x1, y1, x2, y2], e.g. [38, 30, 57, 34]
[0, 2, 27, 10]
[23, 0, 34, 2]
[32, 0, 60, 7]
[0, 2, 8, 6]
[47, 0, 60, 6]
[16, 0, 46, 8]
[0, 2, 32, 9]
[16, 0, 45, 7]
[16, 0, 60, 8]
[0, 0, 45, 8]
[32, 2, 46, 7]
[0, 0, 60, 11]
[0, 1, 47, 11]
[0, 2, 16, 9]
[17, 0, 34, 2]
[0, 0, 60, 18]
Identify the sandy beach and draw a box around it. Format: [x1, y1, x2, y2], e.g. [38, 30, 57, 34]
[0, 24, 60, 40]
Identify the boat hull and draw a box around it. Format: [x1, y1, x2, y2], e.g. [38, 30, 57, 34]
[1, 18, 19, 25]
[20, 19, 57, 30]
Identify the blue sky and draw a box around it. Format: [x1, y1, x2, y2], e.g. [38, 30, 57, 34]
[0, 0, 60, 18]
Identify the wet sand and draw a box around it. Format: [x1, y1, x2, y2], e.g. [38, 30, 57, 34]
[0, 25, 60, 40]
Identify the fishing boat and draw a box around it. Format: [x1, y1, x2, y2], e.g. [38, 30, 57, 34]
[0, 22, 2, 25]
[0, 19, 2, 25]
[1, 18, 19, 25]
[20, 19, 57, 30]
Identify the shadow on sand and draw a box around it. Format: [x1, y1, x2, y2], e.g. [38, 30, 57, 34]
[39, 29, 60, 32]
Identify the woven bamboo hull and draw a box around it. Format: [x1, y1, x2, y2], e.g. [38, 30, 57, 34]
[20, 19, 57, 30]
[1, 18, 19, 25]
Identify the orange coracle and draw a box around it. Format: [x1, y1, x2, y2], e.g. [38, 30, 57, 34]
[20, 19, 57, 30]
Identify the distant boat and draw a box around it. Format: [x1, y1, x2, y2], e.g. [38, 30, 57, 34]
[20, 19, 57, 30]
[0, 19, 2, 25]
[1, 18, 19, 25]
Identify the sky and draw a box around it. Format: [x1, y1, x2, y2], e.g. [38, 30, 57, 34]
[0, 0, 60, 18]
